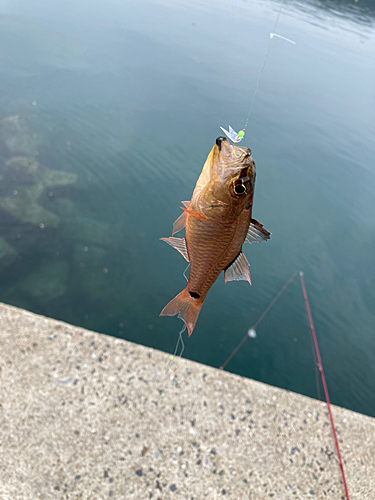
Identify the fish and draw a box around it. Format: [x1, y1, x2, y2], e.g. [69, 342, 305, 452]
[160, 136, 270, 336]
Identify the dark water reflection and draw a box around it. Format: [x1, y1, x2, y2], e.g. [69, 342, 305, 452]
[0, 0, 374, 416]
[291, 0, 375, 25]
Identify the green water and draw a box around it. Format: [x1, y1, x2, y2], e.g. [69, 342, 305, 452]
[0, 0, 374, 416]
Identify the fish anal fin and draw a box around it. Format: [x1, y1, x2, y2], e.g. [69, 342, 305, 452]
[246, 219, 271, 244]
[181, 200, 190, 208]
[160, 236, 189, 262]
[172, 211, 187, 236]
[160, 288, 204, 336]
[224, 252, 251, 285]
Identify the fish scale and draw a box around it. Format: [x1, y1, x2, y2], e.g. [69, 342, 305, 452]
[186, 214, 250, 297]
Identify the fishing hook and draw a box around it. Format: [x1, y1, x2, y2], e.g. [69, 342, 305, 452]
[233, 141, 244, 159]
[167, 356, 177, 373]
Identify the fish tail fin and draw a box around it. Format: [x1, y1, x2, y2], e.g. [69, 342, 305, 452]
[160, 288, 204, 337]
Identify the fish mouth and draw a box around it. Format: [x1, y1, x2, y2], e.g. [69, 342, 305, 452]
[215, 136, 251, 161]
[214, 137, 253, 180]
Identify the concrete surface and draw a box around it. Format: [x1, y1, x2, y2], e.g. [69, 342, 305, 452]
[0, 302, 374, 500]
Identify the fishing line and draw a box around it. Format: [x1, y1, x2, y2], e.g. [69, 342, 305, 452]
[165, 265, 191, 372]
[167, 324, 186, 373]
[243, 0, 286, 130]
[220, 0, 296, 152]
[220, 270, 299, 370]
[183, 263, 190, 283]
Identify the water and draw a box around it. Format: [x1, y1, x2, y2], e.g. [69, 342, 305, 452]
[0, 0, 374, 416]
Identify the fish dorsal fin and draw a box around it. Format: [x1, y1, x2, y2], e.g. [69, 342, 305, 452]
[181, 200, 190, 208]
[224, 252, 251, 285]
[172, 211, 187, 235]
[160, 237, 189, 262]
[246, 219, 271, 244]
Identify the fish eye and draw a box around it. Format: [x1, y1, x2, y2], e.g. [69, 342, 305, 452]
[232, 179, 247, 196]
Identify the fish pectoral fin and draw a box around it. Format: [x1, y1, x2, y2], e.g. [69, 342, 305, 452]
[172, 211, 187, 236]
[171, 201, 191, 235]
[246, 219, 271, 244]
[160, 236, 189, 262]
[224, 252, 251, 285]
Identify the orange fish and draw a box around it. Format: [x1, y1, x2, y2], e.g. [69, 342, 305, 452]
[160, 137, 270, 336]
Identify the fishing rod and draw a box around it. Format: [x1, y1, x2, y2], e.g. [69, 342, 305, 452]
[220, 271, 350, 500]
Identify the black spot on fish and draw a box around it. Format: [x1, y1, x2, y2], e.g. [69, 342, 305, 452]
[189, 291, 200, 299]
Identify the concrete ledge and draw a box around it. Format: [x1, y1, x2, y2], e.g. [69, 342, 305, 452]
[0, 303, 374, 499]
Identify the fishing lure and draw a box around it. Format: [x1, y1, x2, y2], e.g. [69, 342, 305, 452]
[220, 125, 245, 143]
[220, 126, 245, 158]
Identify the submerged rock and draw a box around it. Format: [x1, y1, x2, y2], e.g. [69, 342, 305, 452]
[53, 199, 117, 247]
[17, 260, 69, 303]
[0, 157, 77, 227]
[4, 156, 39, 184]
[0, 115, 41, 156]
[0, 186, 60, 227]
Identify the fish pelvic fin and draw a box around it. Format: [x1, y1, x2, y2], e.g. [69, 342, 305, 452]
[160, 288, 204, 337]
